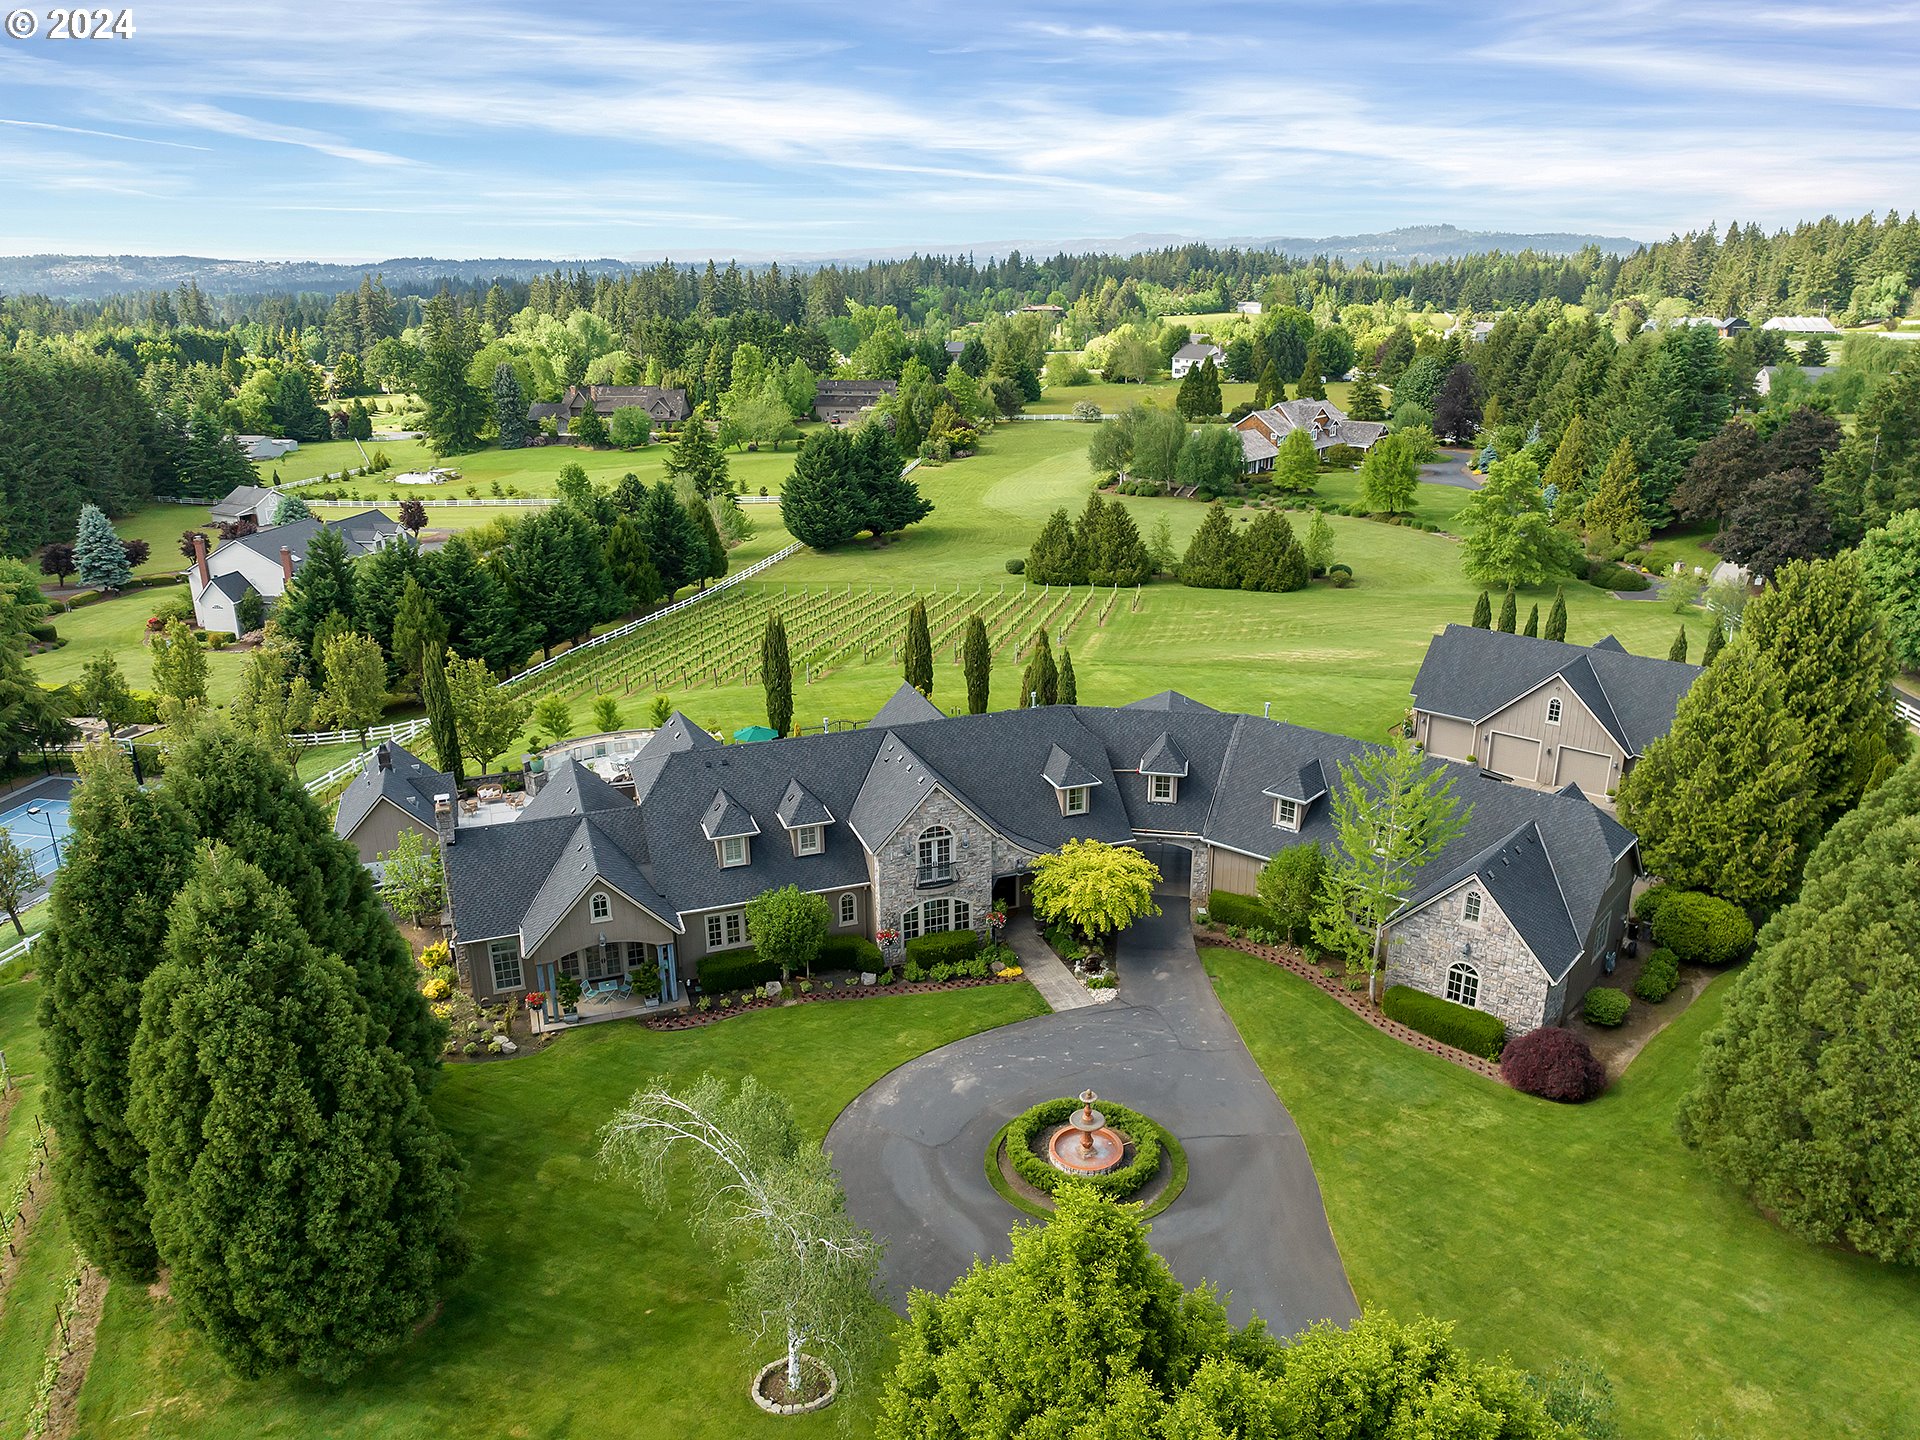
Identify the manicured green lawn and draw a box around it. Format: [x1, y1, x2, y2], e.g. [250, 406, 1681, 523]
[1027, 378, 1350, 416]
[29, 590, 249, 703]
[1204, 947, 1920, 1440]
[1641, 522, 1721, 580]
[253, 436, 437, 486]
[70, 981, 1047, 1438]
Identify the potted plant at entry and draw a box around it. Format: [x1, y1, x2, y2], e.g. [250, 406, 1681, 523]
[557, 974, 582, 1020]
[875, 928, 900, 967]
[636, 968, 663, 1008]
[523, 990, 547, 1013]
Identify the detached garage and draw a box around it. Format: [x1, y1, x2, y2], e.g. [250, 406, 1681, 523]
[1485, 732, 1541, 783]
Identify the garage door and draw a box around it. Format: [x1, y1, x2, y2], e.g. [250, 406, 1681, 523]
[1426, 716, 1476, 761]
[1555, 746, 1612, 798]
[1485, 732, 1542, 782]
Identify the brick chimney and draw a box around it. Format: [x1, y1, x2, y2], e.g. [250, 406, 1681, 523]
[434, 793, 455, 847]
[192, 531, 210, 590]
[280, 545, 295, 584]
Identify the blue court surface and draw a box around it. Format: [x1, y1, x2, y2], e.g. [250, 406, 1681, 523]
[0, 796, 71, 880]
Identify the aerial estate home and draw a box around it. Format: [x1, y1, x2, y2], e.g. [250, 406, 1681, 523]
[188, 508, 404, 635]
[342, 672, 1659, 1036]
[1234, 397, 1387, 471]
[526, 384, 692, 436]
[1411, 626, 1701, 800]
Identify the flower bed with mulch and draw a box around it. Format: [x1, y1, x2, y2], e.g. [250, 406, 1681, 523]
[1199, 927, 1501, 1080]
[642, 972, 1028, 1030]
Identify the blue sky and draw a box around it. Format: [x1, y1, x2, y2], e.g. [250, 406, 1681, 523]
[1, 0, 1916, 260]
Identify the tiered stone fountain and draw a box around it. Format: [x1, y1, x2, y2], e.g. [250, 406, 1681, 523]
[1046, 1088, 1126, 1176]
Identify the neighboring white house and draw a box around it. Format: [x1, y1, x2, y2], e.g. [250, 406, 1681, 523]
[1235, 300, 1263, 316]
[1171, 340, 1225, 378]
[234, 436, 300, 461]
[188, 509, 403, 635]
[1760, 316, 1840, 333]
[1755, 364, 1836, 396]
[210, 484, 283, 528]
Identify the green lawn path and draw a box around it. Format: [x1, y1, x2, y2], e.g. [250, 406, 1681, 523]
[1204, 945, 1920, 1440]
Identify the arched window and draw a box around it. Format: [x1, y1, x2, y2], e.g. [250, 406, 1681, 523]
[1545, 697, 1562, 725]
[917, 826, 953, 884]
[838, 892, 858, 926]
[590, 891, 611, 922]
[1446, 961, 1480, 1009]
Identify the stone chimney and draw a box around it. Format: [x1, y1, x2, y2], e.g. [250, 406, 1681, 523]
[192, 531, 210, 590]
[434, 793, 455, 847]
[280, 545, 295, 584]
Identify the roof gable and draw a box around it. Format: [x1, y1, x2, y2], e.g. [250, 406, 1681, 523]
[1139, 732, 1190, 777]
[701, 788, 761, 840]
[775, 778, 834, 829]
[521, 757, 630, 822]
[871, 683, 943, 728]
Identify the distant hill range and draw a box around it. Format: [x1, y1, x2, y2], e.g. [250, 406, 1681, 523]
[0, 225, 1645, 299]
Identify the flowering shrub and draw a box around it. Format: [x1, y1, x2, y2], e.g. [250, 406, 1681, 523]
[422, 974, 451, 1001]
[418, 940, 450, 969]
[999, 965, 1023, 979]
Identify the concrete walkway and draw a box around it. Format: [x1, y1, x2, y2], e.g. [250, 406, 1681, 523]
[1004, 916, 1099, 1012]
[827, 883, 1359, 1335]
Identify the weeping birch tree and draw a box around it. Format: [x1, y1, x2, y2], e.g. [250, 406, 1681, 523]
[600, 1074, 884, 1403]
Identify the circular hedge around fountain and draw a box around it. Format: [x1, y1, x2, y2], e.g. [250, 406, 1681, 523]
[999, 1097, 1171, 1203]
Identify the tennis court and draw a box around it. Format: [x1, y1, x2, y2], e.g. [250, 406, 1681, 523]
[0, 794, 71, 880]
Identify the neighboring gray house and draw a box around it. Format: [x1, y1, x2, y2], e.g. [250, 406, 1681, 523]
[1410, 626, 1701, 800]
[232, 437, 299, 462]
[189, 508, 403, 635]
[1235, 398, 1387, 457]
[527, 384, 692, 436]
[1170, 340, 1224, 378]
[210, 484, 282, 527]
[372, 679, 1642, 1035]
[813, 379, 898, 425]
[335, 742, 452, 876]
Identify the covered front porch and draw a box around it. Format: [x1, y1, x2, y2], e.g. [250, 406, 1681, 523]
[527, 936, 686, 1030]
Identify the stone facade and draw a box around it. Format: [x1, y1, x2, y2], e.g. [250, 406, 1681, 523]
[871, 786, 999, 944]
[1382, 884, 1549, 1034]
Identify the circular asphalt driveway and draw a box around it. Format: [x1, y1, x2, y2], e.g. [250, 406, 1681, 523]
[826, 887, 1359, 1335]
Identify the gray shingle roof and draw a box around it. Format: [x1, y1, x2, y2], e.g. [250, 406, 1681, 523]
[1173, 341, 1222, 360]
[212, 484, 274, 517]
[1138, 732, 1189, 777]
[521, 757, 630, 822]
[871, 683, 943, 728]
[776, 779, 834, 829]
[333, 741, 451, 844]
[1411, 625, 1700, 756]
[444, 686, 1636, 979]
[1124, 691, 1218, 713]
[701, 788, 761, 840]
[221, 509, 401, 567]
[1042, 743, 1102, 789]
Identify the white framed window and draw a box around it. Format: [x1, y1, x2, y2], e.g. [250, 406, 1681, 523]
[794, 825, 822, 856]
[1148, 773, 1175, 803]
[838, 892, 858, 926]
[900, 897, 970, 941]
[917, 826, 952, 884]
[705, 909, 746, 950]
[488, 938, 522, 992]
[1274, 797, 1300, 830]
[719, 835, 749, 868]
[1064, 786, 1089, 815]
[1463, 890, 1482, 923]
[1446, 961, 1480, 1008]
[590, 891, 611, 922]
[1546, 697, 1562, 725]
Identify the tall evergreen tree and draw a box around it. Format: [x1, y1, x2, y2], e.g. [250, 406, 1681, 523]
[761, 613, 792, 736]
[1173, 361, 1210, 420]
[162, 724, 444, 1081]
[36, 750, 198, 1281]
[1585, 438, 1651, 552]
[665, 403, 731, 499]
[1702, 619, 1726, 664]
[1668, 626, 1690, 662]
[1541, 413, 1593, 523]
[74, 503, 133, 591]
[1471, 590, 1492, 628]
[1620, 638, 1816, 904]
[1742, 554, 1908, 827]
[1178, 502, 1243, 589]
[1026, 507, 1084, 586]
[780, 429, 866, 550]
[388, 573, 444, 698]
[1020, 630, 1058, 706]
[638, 480, 704, 593]
[1237, 509, 1309, 592]
[1523, 603, 1540, 638]
[129, 848, 467, 1380]
[277, 525, 356, 654]
[1197, 355, 1223, 415]
[1295, 336, 1327, 400]
[962, 614, 991, 715]
[604, 514, 663, 614]
[1057, 647, 1077, 705]
[1497, 588, 1517, 632]
[687, 498, 728, 589]
[1544, 587, 1567, 641]
[1676, 752, 1920, 1264]
[854, 424, 930, 536]
[416, 293, 486, 456]
[903, 599, 933, 697]
[351, 539, 420, 665]
[1346, 365, 1385, 422]
[420, 632, 463, 782]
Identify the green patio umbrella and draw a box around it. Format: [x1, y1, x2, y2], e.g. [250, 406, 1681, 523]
[732, 725, 779, 743]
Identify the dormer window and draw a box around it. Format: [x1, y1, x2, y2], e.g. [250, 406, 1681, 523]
[1064, 786, 1090, 815]
[1274, 796, 1300, 831]
[1148, 773, 1176, 803]
[590, 891, 611, 922]
[793, 824, 822, 856]
[719, 835, 749, 868]
[1463, 890, 1482, 923]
